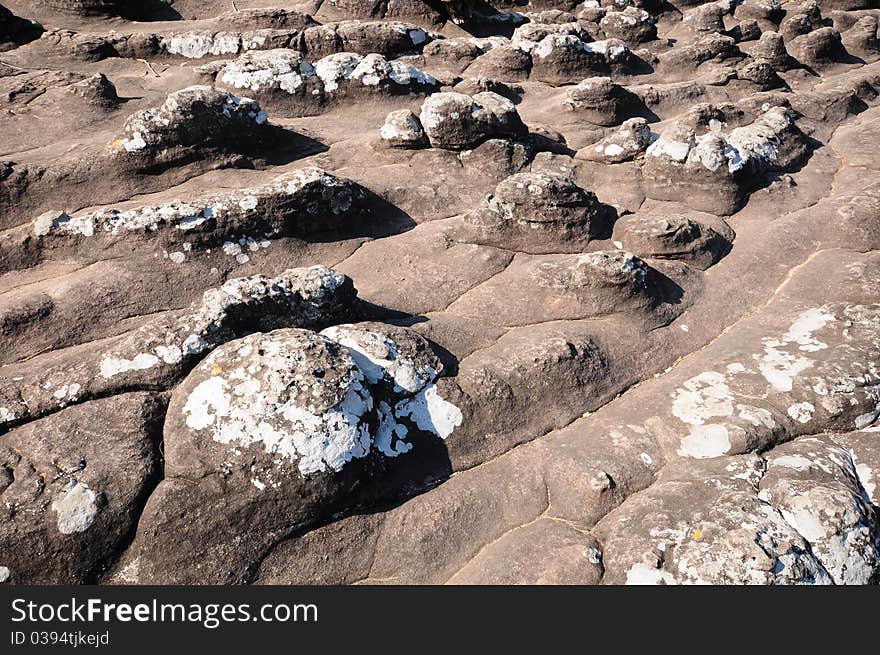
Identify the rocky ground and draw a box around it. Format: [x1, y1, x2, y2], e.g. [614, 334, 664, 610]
[0, 0, 878, 585]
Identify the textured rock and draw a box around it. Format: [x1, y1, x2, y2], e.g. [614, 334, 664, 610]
[3, 0, 880, 589]
[563, 77, 642, 126]
[611, 213, 734, 269]
[600, 7, 657, 44]
[0, 267, 357, 430]
[1, 168, 368, 272]
[0, 393, 163, 583]
[215, 49, 438, 117]
[0, 4, 42, 51]
[641, 107, 809, 214]
[110, 323, 461, 583]
[418, 91, 528, 150]
[446, 250, 696, 328]
[577, 117, 654, 162]
[451, 170, 615, 252]
[379, 109, 428, 148]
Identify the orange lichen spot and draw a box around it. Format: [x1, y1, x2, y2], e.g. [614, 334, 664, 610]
[691, 528, 703, 540]
[210, 363, 223, 375]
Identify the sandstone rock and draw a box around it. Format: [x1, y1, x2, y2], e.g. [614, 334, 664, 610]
[751, 30, 795, 70]
[735, 0, 784, 23]
[577, 117, 654, 162]
[738, 57, 785, 88]
[685, 3, 727, 34]
[528, 34, 633, 84]
[658, 33, 744, 73]
[0, 267, 356, 431]
[611, 213, 734, 269]
[2, 168, 368, 272]
[447, 250, 694, 328]
[597, 454, 835, 584]
[215, 49, 438, 117]
[451, 170, 614, 252]
[418, 91, 528, 150]
[563, 76, 642, 126]
[641, 107, 809, 214]
[464, 43, 533, 81]
[379, 109, 428, 148]
[600, 7, 657, 43]
[760, 436, 880, 584]
[790, 27, 849, 68]
[302, 21, 431, 59]
[110, 323, 462, 582]
[113, 85, 272, 161]
[841, 15, 880, 58]
[0, 4, 42, 51]
[730, 19, 763, 42]
[449, 518, 604, 584]
[0, 393, 162, 583]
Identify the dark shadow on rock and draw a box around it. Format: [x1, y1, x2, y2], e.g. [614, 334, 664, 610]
[351, 299, 425, 323]
[260, 125, 329, 165]
[300, 188, 418, 244]
[119, 1, 182, 21]
[649, 268, 685, 308]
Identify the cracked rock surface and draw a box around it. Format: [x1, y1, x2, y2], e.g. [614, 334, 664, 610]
[1, 0, 879, 585]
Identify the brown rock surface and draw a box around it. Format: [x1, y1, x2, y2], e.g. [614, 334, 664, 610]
[1, 0, 879, 587]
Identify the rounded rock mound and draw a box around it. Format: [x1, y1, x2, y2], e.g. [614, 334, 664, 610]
[451, 170, 615, 253]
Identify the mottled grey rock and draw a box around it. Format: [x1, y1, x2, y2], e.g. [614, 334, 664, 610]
[419, 91, 528, 150]
[379, 109, 428, 148]
[577, 117, 654, 162]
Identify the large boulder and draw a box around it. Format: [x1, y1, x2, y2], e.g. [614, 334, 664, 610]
[0, 4, 42, 51]
[563, 77, 642, 126]
[611, 213, 734, 269]
[451, 170, 615, 252]
[109, 324, 463, 583]
[418, 91, 528, 150]
[641, 107, 809, 214]
[577, 117, 655, 163]
[216, 49, 438, 117]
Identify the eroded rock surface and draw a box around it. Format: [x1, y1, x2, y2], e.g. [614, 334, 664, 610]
[2, 0, 879, 587]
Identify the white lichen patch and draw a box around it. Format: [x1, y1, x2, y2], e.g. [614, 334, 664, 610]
[647, 107, 793, 175]
[755, 307, 834, 392]
[395, 384, 463, 440]
[95, 266, 349, 386]
[162, 31, 246, 59]
[849, 450, 876, 506]
[182, 333, 373, 476]
[672, 371, 734, 458]
[114, 86, 266, 157]
[34, 167, 352, 247]
[625, 563, 676, 585]
[787, 402, 815, 423]
[99, 353, 161, 379]
[220, 49, 316, 92]
[180, 324, 462, 479]
[313, 52, 436, 93]
[320, 325, 436, 393]
[51, 480, 100, 534]
[764, 441, 880, 584]
[0, 566, 9, 583]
